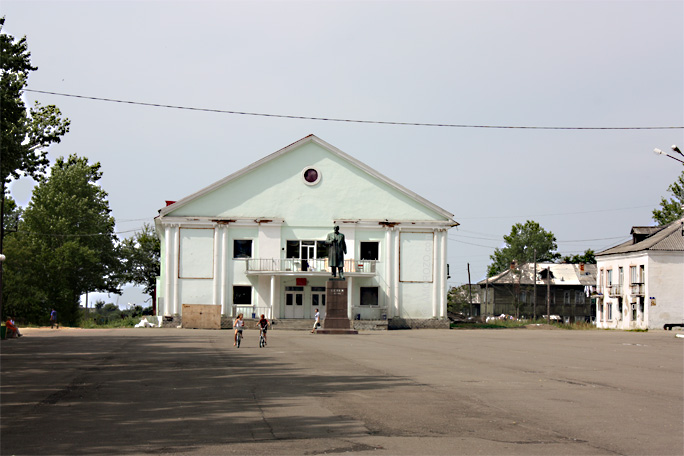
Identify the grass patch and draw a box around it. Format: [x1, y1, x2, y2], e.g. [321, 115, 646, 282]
[78, 316, 141, 329]
[451, 319, 597, 330]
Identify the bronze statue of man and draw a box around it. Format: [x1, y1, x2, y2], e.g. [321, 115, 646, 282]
[325, 225, 347, 279]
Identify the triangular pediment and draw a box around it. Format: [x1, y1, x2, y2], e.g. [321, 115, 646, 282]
[160, 135, 456, 227]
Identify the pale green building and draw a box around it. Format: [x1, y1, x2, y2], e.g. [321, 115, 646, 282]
[155, 135, 458, 327]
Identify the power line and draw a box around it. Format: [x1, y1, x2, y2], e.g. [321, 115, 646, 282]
[25, 89, 684, 131]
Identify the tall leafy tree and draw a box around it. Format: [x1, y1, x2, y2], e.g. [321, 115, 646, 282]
[652, 170, 684, 225]
[1, 16, 70, 318]
[119, 223, 160, 310]
[561, 249, 596, 264]
[487, 220, 559, 277]
[3, 155, 121, 324]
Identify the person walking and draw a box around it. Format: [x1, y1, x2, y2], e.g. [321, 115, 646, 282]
[311, 308, 320, 333]
[50, 309, 58, 329]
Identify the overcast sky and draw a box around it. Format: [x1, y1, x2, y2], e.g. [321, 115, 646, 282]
[3, 0, 683, 306]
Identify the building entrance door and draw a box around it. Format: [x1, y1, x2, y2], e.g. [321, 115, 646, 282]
[284, 286, 304, 318]
[311, 286, 326, 318]
[301, 242, 315, 271]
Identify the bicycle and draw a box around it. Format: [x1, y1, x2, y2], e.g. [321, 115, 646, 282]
[259, 327, 267, 348]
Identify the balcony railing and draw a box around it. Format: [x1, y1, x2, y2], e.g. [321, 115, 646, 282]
[608, 284, 623, 297]
[246, 258, 377, 274]
[630, 283, 644, 296]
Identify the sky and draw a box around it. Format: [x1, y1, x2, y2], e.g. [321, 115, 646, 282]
[2, 0, 683, 307]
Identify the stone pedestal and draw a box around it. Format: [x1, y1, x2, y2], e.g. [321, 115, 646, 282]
[318, 279, 357, 334]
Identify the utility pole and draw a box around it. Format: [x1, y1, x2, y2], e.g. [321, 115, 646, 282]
[546, 266, 551, 325]
[467, 263, 473, 317]
[533, 249, 537, 320]
[485, 277, 489, 316]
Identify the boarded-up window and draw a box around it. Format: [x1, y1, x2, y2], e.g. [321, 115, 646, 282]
[179, 228, 214, 279]
[400, 232, 433, 283]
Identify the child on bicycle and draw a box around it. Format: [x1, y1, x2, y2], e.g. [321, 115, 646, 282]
[233, 313, 244, 346]
[256, 314, 269, 345]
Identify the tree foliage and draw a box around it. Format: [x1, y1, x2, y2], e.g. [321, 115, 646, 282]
[487, 220, 559, 277]
[119, 223, 160, 298]
[2, 155, 121, 324]
[652, 170, 684, 225]
[561, 249, 596, 264]
[0, 17, 70, 186]
[1, 16, 70, 320]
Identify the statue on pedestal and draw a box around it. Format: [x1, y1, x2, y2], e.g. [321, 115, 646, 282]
[325, 225, 347, 279]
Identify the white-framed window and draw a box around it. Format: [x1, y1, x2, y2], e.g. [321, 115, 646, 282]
[233, 286, 252, 305]
[360, 241, 379, 260]
[233, 239, 253, 258]
[630, 265, 638, 284]
[360, 287, 379, 306]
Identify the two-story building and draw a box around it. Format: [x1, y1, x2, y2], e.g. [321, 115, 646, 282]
[154, 135, 458, 328]
[595, 217, 684, 330]
[476, 262, 597, 322]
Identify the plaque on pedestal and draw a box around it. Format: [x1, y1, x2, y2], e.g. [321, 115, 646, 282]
[317, 279, 358, 334]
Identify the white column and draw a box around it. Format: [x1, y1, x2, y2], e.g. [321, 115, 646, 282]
[270, 275, 276, 320]
[384, 227, 393, 318]
[220, 226, 228, 315]
[164, 225, 173, 316]
[172, 225, 180, 315]
[440, 230, 448, 318]
[394, 228, 401, 318]
[432, 231, 439, 318]
[347, 276, 354, 320]
[213, 225, 220, 305]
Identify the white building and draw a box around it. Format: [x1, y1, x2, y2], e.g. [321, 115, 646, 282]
[595, 217, 684, 330]
[154, 135, 458, 328]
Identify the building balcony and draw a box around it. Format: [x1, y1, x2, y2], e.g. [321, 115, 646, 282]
[245, 258, 377, 277]
[630, 283, 645, 296]
[608, 285, 623, 297]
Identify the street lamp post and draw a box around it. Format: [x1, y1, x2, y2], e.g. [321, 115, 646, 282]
[653, 145, 684, 164]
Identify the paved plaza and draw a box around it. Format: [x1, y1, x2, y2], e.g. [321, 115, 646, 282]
[1, 327, 682, 455]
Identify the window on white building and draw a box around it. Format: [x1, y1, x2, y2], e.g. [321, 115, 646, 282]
[233, 286, 252, 305]
[233, 240, 253, 258]
[360, 242, 379, 260]
[360, 287, 379, 306]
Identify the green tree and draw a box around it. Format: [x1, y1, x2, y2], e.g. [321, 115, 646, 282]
[119, 223, 160, 308]
[448, 284, 473, 315]
[561, 249, 596, 264]
[1, 16, 70, 319]
[2, 194, 21, 234]
[2, 155, 121, 324]
[652, 170, 684, 225]
[488, 220, 559, 277]
[0, 17, 70, 185]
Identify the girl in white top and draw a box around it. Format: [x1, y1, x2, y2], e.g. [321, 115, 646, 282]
[233, 313, 244, 346]
[311, 309, 320, 333]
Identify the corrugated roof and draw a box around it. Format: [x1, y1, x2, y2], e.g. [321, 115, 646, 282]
[598, 217, 684, 255]
[478, 263, 597, 286]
